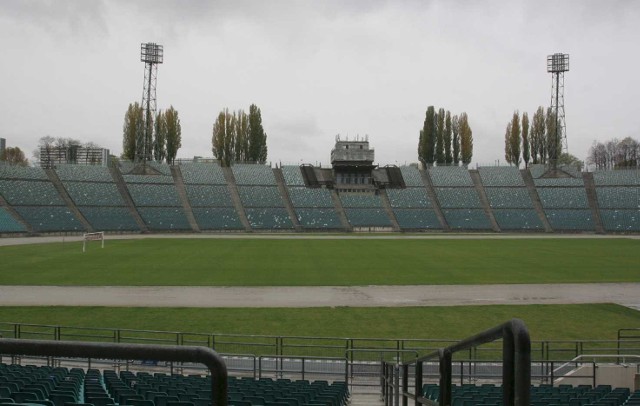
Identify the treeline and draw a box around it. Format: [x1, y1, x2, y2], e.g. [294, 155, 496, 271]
[587, 137, 639, 170]
[122, 103, 182, 164]
[212, 104, 268, 166]
[418, 106, 472, 166]
[0, 145, 28, 166]
[503, 106, 562, 167]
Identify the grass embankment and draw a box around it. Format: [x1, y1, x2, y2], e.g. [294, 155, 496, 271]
[0, 238, 638, 286]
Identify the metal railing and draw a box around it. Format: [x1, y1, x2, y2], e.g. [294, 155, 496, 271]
[398, 319, 531, 406]
[0, 338, 228, 406]
[2, 322, 636, 363]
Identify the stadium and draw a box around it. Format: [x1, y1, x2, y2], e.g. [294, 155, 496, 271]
[1, 2, 640, 406]
[1, 140, 639, 406]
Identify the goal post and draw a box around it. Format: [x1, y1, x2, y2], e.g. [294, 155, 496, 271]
[83, 232, 104, 253]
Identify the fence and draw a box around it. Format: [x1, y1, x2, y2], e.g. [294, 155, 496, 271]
[1, 322, 638, 363]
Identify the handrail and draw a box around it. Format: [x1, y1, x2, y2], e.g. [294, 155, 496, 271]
[554, 354, 640, 374]
[0, 338, 228, 406]
[403, 319, 530, 406]
[618, 328, 640, 355]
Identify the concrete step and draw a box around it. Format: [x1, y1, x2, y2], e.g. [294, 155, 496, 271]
[350, 393, 384, 405]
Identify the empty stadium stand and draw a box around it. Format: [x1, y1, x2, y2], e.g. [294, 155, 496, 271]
[385, 167, 441, 230]
[0, 162, 638, 234]
[282, 166, 342, 230]
[55, 163, 137, 232]
[478, 167, 544, 231]
[0, 165, 85, 233]
[0, 206, 26, 233]
[121, 165, 191, 232]
[429, 167, 491, 230]
[0, 362, 349, 406]
[422, 383, 635, 406]
[469, 170, 500, 231]
[170, 166, 200, 232]
[178, 163, 243, 231]
[592, 169, 640, 232]
[534, 174, 594, 231]
[339, 192, 392, 229]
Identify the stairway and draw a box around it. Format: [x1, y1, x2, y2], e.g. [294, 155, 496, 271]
[170, 166, 200, 232]
[520, 169, 553, 232]
[469, 170, 500, 232]
[419, 168, 450, 231]
[330, 189, 352, 231]
[273, 168, 302, 231]
[378, 189, 401, 231]
[45, 169, 93, 232]
[582, 172, 605, 234]
[108, 165, 149, 233]
[222, 167, 252, 232]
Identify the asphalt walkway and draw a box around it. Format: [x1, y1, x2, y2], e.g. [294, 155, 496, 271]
[0, 283, 638, 307]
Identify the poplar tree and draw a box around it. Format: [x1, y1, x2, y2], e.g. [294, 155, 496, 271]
[165, 106, 182, 165]
[546, 107, 561, 165]
[522, 112, 530, 168]
[444, 111, 452, 164]
[122, 102, 143, 161]
[459, 113, 473, 165]
[420, 106, 436, 165]
[531, 106, 546, 164]
[153, 110, 167, 163]
[452, 115, 460, 165]
[234, 110, 249, 162]
[435, 108, 445, 164]
[248, 104, 268, 163]
[212, 109, 235, 167]
[504, 122, 513, 165]
[508, 111, 521, 166]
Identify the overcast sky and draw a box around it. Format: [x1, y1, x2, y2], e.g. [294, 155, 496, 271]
[1, 1, 639, 167]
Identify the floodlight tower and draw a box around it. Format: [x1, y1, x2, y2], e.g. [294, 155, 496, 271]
[137, 42, 164, 167]
[547, 53, 569, 171]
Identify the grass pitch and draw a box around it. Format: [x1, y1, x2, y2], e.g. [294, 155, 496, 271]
[0, 238, 637, 286]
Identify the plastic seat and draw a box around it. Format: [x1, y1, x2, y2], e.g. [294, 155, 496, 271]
[10, 393, 38, 404]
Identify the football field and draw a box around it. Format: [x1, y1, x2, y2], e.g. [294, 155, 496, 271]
[0, 235, 638, 341]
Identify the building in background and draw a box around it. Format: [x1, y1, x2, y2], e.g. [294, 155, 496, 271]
[39, 145, 110, 168]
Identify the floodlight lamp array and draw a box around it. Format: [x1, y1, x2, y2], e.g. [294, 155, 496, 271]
[547, 53, 569, 73]
[141, 43, 164, 64]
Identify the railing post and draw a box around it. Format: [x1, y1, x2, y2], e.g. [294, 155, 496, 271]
[402, 364, 408, 406]
[502, 324, 515, 406]
[512, 320, 531, 406]
[382, 361, 386, 402]
[414, 360, 422, 406]
[439, 349, 452, 406]
[395, 364, 400, 406]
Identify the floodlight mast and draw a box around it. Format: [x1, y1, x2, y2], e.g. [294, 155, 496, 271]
[547, 53, 569, 172]
[137, 42, 164, 168]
